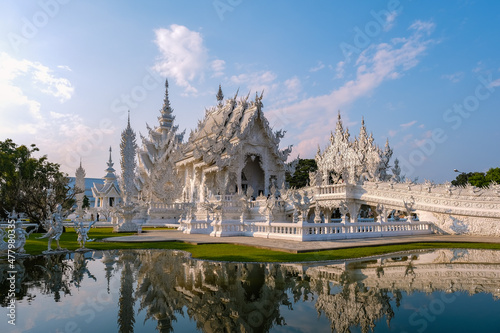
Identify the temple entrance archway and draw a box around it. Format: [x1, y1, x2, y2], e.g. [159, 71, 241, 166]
[241, 155, 265, 196]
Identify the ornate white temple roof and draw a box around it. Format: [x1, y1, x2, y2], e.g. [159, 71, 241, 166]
[92, 147, 121, 197]
[179, 90, 291, 168]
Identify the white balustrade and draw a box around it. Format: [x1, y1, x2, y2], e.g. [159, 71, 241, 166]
[318, 184, 347, 195]
[200, 219, 432, 240]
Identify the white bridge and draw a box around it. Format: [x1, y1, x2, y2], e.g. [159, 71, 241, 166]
[156, 180, 500, 242]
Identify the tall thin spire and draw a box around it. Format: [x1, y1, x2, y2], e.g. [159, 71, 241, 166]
[108, 147, 113, 166]
[104, 146, 117, 184]
[216, 84, 224, 106]
[158, 79, 174, 134]
[120, 112, 138, 202]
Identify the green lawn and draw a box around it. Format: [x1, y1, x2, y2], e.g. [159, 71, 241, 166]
[22, 228, 500, 262]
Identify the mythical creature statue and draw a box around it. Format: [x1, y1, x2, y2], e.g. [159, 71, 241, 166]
[74, 219, 97, 249]
[289, 190, 312, 223]
[13, 220, 36, 254]
[403, 196, 416, 222]
[38, 204, 66, 252]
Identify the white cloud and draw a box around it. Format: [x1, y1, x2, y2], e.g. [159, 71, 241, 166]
[284, 76, 301, 93]
[490, 78, 500, 87]
[400, 120, 417, 128]
[32, 63, 74, 102]
[388, 129, 398, 137]
[335, 61, 345, 79]
[309, 61, 325, 72]
[0, 52, 74, 135]
[409, 20, 435, 34]
[230, 70, 278, 93]
[153, 25, 208, 95]
[211, 59, 225, 77]
[34, 112, 117, 171]
[441, 72, 464, 83]
[384, 10, 399, 31]
[266, 20, 436, 158]
[57, 65, 72, 71]
[0, 52, 74, 107]
[472, 61, 483, 73]
[281, 76, 302, 103]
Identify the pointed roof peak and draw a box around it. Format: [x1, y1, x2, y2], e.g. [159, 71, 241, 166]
[107, 146, 113, 165]
[103, 146, 117, 184]
[216, 84, 224, 105]
[158, 78, 174, 133]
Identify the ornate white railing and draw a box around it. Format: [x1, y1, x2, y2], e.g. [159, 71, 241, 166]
[214, 194, 234, 201]
[317, 184, 347, 195]
[149, 202, 186, 210]
[181, 220, 213, 234]
[200, 220, 433, 241]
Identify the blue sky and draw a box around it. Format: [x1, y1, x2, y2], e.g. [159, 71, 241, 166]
[1, 0, 500, 182]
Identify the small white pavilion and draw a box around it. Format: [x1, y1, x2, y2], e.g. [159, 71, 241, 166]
[92, 147, 121, 216]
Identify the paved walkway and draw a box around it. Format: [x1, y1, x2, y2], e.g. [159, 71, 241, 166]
[103, 230, 500, 253]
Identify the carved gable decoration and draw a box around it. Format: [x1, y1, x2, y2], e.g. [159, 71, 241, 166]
[316, 112, 393, 185]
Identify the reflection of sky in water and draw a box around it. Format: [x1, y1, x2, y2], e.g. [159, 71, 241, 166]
[1, 249, 500, 332]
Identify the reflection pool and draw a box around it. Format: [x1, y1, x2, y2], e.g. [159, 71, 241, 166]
[2, 248, 500, 332]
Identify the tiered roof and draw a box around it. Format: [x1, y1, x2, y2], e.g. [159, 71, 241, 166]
[179, 90, 292, 169]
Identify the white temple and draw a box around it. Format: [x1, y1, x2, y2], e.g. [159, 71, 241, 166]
[92, 147, 121, 217]
[96, 79, 500, 239]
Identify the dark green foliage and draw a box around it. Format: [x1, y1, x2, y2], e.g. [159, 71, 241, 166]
[468, 172, 488, 187]
[286, 159, 317, 188]
[0, 139, 76, 224]
[452, 167, 500, 188]
[83, 194, 90, 209]
[451, 172, 473, 186]
[486, 167, 500, 184]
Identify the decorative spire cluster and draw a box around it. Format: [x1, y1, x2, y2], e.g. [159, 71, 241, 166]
[120, 111, 138, 202]
[316, 112, 394, 184]
[158, 79, 175, 134]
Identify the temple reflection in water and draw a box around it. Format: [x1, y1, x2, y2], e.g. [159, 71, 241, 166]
[2, 249, 500, 332]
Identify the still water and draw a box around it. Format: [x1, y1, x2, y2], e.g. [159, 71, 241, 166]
[2, 249, 500, 333]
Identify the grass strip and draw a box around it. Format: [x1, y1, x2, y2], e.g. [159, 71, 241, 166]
[21, 228, 500, 262]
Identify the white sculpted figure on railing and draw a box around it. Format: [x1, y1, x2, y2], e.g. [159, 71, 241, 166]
[38, 204, 66, 253]
[264, 186, 278, 223]
[286, 190, 312, 223]
[239, 186, 254, 222]
[74, 219, 96, 249]
[201, 197, 219, 223]
[339, 201, 349, 224]
[403, 196, 416, 222]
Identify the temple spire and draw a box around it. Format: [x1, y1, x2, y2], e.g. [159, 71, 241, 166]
[120, 111, 138, 203]
[216, 84, 224, 106]
[334, 111, 345, 139]
[104, 146, 117, 184]
[158, 79, 174, 134]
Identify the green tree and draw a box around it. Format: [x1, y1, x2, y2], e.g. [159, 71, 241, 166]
[451, 168, 500, 188]
[485, 167, 500, 184]
[285, 159, 317, 188]
[451, 172, 473, 186]
[83, 195, 90, 209]
[468, 172, 488, 187]
[0, 139, 77, 223]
